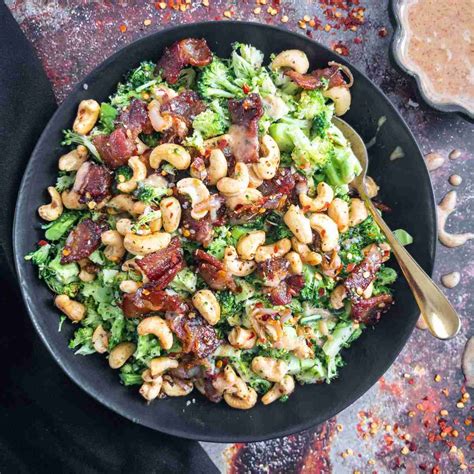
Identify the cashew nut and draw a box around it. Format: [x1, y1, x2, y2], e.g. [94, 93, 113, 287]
[78, 259, 96, 282]
[101, 230, 126, 262]
[207, 149, 228, 185]
[285, 251, 303, 275]
[309, 214, 339, 252]
[365, 176, 379, 199]
[330, 285, 347, 310]
[217, 162, 249, 197]
[323, 86, 351, 116]
[54, 295, 85, 322]
[192, 289, 221, 325]
[236, 231, 266, 260]
[107, 194, 146, 216]
[117, 156, 147, 193]
[140, 370, 163, 401]
[160, 197, 182, 233]
[137, 316, 173, 350]
[203, 134, 232, 150]
[255, 238, 291, 263]
[38, 186, 64, 221]
[283, 205, 313, 244]
[148, 99, 173, 132]
[92, 324, 109, 354]
[108, 342, 136, 369]
[252, 135, 280, 180]
[251, 356, 288, 382]
[328, 198, 350, 233]
[149, 143, 191, 170]
[61, 190, 86, 210]
[119, 280, 140, 293]
[271, 49, 310, 74]
[348, 198, 368, 227]
[248, 166, 264, 188]
[299, 182, 334, 213]
[148, 212, 163, 233]
[73, 99, 100, 135]
[224, 246, 256, 276]
[162, 375, 194, 397]
[262, 375, 295, 405]
[225, 188, 262, 211]
[150, 356, 179, 377]
[228, 327, 256, 349]
[224, 388, 258, 410]
[116, 218, 133, 236]
[58, 145, 88, 171]
[291, 237, 322, 265]
[176, 178, 210, 219]
[123, 231, 171, 256]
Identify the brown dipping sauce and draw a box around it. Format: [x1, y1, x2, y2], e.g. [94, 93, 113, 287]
[399, 0, 474, 113]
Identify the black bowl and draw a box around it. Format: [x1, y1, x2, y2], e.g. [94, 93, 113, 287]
[13, 21, 436, 442]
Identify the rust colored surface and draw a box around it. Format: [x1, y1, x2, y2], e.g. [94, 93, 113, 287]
[7, 1, 473, 472]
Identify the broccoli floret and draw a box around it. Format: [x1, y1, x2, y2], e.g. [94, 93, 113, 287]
[62, 129, 101, 162]
[115, 165, 133, 183]
[265, 211, 293, 242]
[269, 117, 311, 153]
[193, 107, 229, 139]
[393, 229, 413, 246]
[131, 210, 162, 233]
[69, 327, 96, 355]
[231, 43, 264, 81]
[42, 211, 81, 241]
[291, 129, 334, 174]
[300, 265, 335, 304]
[97, 103, 118, 134]
[139, 132, 161, 148]
[134, 334, 162, 364]
[197, 58, 243, 100]
[324, 145, 362, 186]
[311, 110, 333, 139]
[169, 268, 197, 294]
[373, 266, 397, 296]
[295, 90, 327, 120]
[134, 183, 169, 205]
[55, 172, 76, 192]
[127, 61, 156, 89]
[172, 67, 197, 90]
[218, 291, 245, 320]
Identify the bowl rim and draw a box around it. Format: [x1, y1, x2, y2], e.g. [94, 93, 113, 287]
[390, 0, 473, 119]
[13, 20, 437, 442]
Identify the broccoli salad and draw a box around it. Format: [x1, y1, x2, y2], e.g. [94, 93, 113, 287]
[27, 39, 400, 409]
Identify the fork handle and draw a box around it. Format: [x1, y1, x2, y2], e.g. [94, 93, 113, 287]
[360, 194, 461, 340]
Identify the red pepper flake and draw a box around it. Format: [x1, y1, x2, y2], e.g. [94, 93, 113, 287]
[354, 37, 362, 44]
[242, 84, 251, 94]
[378, 27, 388, 38]
[38, 239, 48, 247]
[119, 24, 127, 33]
[333, 41, 349, 56]
[318, 288, 325, 296]
[433, 451, 441, 462]
[432, 466, 441, 474]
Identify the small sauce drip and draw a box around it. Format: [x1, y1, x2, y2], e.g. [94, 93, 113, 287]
[425, 152, 444, 171]
[399, 0, 474, 112]
[437, 191, 474, 247]
[441, 271, 460, 289]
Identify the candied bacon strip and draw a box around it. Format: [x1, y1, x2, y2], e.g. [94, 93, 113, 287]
[160, 91, 206, 125]
[61, 218, 108, 264]
[117, 99, 153, 137]
[167, 313, 221, 359]
[93, 127, 135, 170]
[344, 245, 382, 299]
[136, 237, 184, 285]
[73, 161, 112, 204]
[285, 65, 347, 91]
[156, 38, 212, 84]
[351, 294, 393, 325]
[122, 286, 188, 318]
[228, 93, 263, 164]
[258, 168, 296, 197]
[195, 249, 238, 292]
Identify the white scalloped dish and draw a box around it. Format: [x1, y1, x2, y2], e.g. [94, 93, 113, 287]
[392, 0, 474, 118]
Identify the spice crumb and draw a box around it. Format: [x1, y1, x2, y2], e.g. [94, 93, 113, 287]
[401, 446, 410, 455]
[224, 10, 232, 18]
[281, 15, 288, 23]
[254, 7, 261, 14]
[143, 19, 152, 26]
[440, 409, 449, 416]
[456, 402, 465, 408]
[119, 24, 127, 33]
[434, 374, 442, 382]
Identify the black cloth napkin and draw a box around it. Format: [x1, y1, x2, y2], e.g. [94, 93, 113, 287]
[0, 3, 217, 472]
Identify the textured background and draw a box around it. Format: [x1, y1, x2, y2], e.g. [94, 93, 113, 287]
[6, 1, 473, 472]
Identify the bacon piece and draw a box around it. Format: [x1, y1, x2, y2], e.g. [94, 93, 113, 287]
[258, 168, 296, 197]
[160, 91, 206, 125]
[285, 65, 347, 90]
[181, 208, 213, 247]
[73, 161, 112, 204]
[351, 294, 393, 325]
[93, 128, 135, 169]
[122, 286, 188, 318]
[286, 274, 305, 293]
[157, 38, 212, 84]
[195, 249, 238, 292]
[344, 245, 382, 299]
[117, 99, 153, 137]
[257, 257, 289, 288]
[61, 218, 108, 264]
[136, 237, 184, 285]
[268, 272, 304, 306]
[228, 93, 264, 163]
[167, 312, 221, 358]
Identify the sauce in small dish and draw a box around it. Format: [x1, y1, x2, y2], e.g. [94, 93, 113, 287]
[392, 0, 474, 117]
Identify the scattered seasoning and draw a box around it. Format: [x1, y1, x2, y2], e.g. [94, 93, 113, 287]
[202, 0, 209, 6]
[223, 10, 232, 18]
[434, 374, 442, 382]
[378, 27, 388, 37]
[119, 24, 127, 33]
[143, 19, 152, 26]
[254, 7, 261, 14]
[281, 15, 288, 23]
[333, 41, 349, 56]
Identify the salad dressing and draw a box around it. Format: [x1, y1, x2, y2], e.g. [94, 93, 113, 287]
[399, 0, 474, 112]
